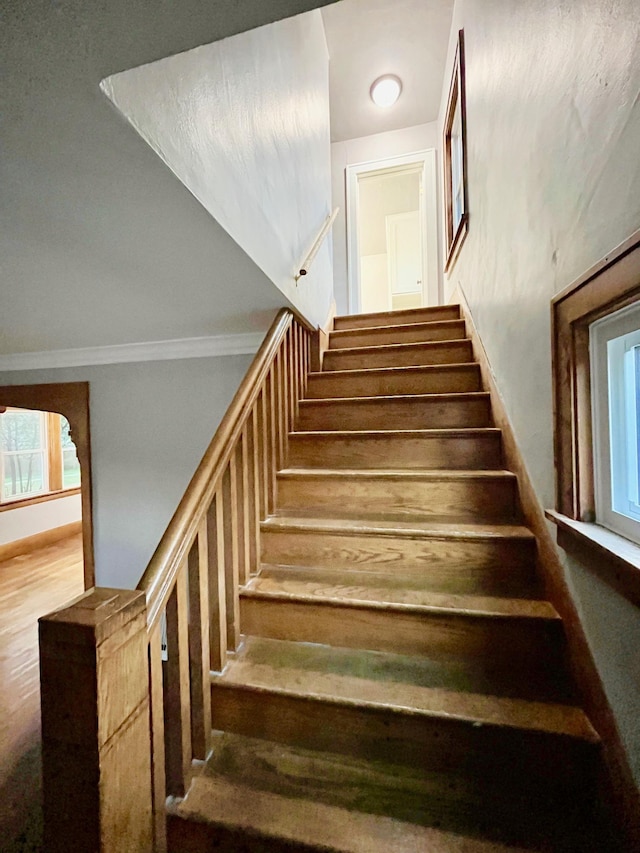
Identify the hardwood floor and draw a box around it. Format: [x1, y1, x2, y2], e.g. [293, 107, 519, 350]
[0, 534, 84, 852]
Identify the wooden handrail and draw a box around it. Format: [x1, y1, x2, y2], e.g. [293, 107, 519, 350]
[137, 308, 293, 629]
[40, 304, 314, 852]
[295, 208, 339, 282]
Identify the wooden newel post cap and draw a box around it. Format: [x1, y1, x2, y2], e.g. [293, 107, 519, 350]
[39, 587, 147, 648]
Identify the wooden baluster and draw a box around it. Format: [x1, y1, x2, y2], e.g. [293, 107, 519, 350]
[188, 522, 212, 761]
[222, 459, 241, 651]
[283, 330, 291, 463]
[266, 367, 277, 514]
[275, 350, 285, 469]
[303, 329, 309, 395]
[292, 322, 300, 427]
[298, 325, 305, 405]
[293, 324, 299, 406]
[257, 388, 268, 520]
[39, 589, 152, 853]
[207, 491, 227, 673]
[247, 406, 260, 575]
[238, 432, 251, 585]
[164, 565, 192, 798]
[149, 624, 167, 852]
[287, 324, 295, 432]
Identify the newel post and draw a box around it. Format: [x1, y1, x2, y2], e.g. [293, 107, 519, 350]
[39, 587, 153, 852]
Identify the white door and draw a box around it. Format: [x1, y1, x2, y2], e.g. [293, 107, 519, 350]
[386, 211, 423, 311]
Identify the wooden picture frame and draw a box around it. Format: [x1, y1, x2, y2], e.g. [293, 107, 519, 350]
[443, 29, 469, 272]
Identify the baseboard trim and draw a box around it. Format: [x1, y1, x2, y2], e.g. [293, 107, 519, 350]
[0, 332, 264, 371]
[452, 284, 640, 848]
[0, 521, 83, 563]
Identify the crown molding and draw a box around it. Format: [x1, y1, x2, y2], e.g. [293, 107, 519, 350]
[0, 332, 263, 371]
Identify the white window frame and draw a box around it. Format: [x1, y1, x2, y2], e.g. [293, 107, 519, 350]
[0, 408, 49, 502]
[591, 302, 640, 544]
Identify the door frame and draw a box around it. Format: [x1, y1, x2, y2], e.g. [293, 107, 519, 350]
[345, 149, 439, 315]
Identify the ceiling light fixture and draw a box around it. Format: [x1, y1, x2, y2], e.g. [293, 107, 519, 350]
[370, 75, 402, 108]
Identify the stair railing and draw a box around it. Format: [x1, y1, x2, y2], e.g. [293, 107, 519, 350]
[39, 308, 312, 853]
[295, 207, 339, 282]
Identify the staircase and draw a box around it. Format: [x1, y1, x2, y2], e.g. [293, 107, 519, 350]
[163, 305, 611, 851]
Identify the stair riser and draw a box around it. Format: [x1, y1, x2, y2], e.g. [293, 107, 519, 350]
[329, 321, 466, 350]
[297, 398, 492, 431]
[323, 340, 473, 371]
[288, 433, 502, 470]
[306, 365, 482, 398]
[333, 305, 461, 330]
[260, 530, 536, 574]
[276, 476, 518, 522]
[240, 597, 563, 669]
[167, 817, 323, 853]
[210, 683, 595, 792]
[258, 565, 536, 598]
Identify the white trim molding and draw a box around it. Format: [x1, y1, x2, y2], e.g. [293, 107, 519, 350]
[0, 332, 264, 371]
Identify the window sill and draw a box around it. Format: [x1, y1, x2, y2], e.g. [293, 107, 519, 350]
[0, 487, 81, 513]
[546, 509, 640, 608]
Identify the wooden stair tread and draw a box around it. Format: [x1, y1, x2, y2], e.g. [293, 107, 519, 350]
[291, 427, 501, 437]
[229, 629, 572, 704]
[330, 318, 465, 335]
[334, 303, 461, 329]
[227, 635, 555, 691]
[171, 774, 528, 853]
[214, 638, 598, 741]
[278, 468, 516, 482]
[327, 337, 472, 356]
[243, 573, 557, 620]
[299, 391, 491, 405]
[308, 361, 478, 379]
[172, 731, 599, 850]
[262, 516, 534, 541]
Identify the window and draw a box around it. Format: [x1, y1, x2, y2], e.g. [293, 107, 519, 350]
[443, 29, 468, 272]
[0, 408, 81, 505]
[549, 230, 640, 607]
[1, 409, 47, 500]
[591, 305, 640, 544]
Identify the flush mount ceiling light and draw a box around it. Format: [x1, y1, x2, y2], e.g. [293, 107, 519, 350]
[370, 75, 402, 108]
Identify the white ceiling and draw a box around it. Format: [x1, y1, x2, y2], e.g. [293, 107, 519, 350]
[322, 0, 454, 142]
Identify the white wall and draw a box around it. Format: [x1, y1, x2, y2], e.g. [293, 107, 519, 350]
[0, 354, 252, 589]
[0, 494, 82, 546]
[438, 0, 640, 784]
[331, 122, 440, 314]
[102, 11, 334, 330]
